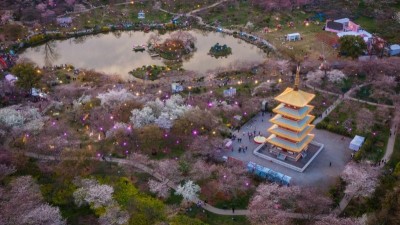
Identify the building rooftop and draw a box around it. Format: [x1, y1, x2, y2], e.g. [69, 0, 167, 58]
[326, 21, 344, 31]
[274, 87, 315, 108]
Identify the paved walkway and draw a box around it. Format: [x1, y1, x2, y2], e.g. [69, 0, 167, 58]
[23, 152, 324, 218]
[382, 107, 400, 163]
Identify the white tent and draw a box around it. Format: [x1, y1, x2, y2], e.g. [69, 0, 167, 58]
[349, 135, 365, 151]
[5, 74, 17, 84]
[287, 33, 300, 41]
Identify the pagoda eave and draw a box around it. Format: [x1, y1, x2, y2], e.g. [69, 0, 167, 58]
[269, 115, 315, 132]
[272, 104, 314, 120]
[266, 134, 314, 153]
[268, 124, 315, 142]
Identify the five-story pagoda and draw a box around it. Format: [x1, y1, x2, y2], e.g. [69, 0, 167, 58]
[266, 66, 315, 161]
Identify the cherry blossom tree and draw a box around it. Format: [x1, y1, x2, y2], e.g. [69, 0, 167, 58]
[97, 89, 135, 108]
[36, 3, 47, 12]
[154, 112, 173, 129]
[341, 161, 380, 197]
[154, 159, 180, 182]
[175, 180, 201, 202]
[130, 106, 156, 128]
[73, 178, 114, 209]
[215, 164, 251, 198]
[0, 176, 65, 225]
[105, 122, 131, 139]
[73, 94, 92, 109]
[248, 183, 300, 225]
[189, 160, 218, 181]
[0, 164, 16, 181]
[98, 204, 129, 225]
[21, 203, 66, 225]
[0, 105, 46, 134]
[130, 95, 191, 128]
[315, 214, 361, 225]
[148, 179, 171, 199]
[65, 0, 76, 6]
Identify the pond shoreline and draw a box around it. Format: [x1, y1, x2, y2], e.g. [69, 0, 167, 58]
[20, 29, 269, 80]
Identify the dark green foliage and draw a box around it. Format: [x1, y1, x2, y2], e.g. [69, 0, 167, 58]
[11, 63, 42, 93]
[339, 35, 367, 59]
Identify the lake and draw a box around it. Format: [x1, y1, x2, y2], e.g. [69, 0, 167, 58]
[20, 30, 268, 80]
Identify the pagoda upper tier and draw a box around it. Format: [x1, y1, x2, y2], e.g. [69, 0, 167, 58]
[275, 87, 315, 108]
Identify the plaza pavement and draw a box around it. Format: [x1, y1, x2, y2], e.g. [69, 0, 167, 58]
[226, 112, 352, 190]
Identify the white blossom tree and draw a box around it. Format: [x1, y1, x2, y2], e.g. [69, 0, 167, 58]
[130, 95, 191, 128]
[148, 179, 170, 199]
[21, 203, 66, 225]
[106, 122, 131, 139]
[73, 178, 114, 209]
[73, 94, 92, 109]
[175, 180, 200, 202]
[0, 176, 65, 225]
[130, 106, 156, 128]
[0, 164, 16, 181]
[97, 89, 135, 108]
[341, 161, 380, 197]
[154, 112, 173, 129]
[98, 204, 129, 225]
[0, 105, 45, 134]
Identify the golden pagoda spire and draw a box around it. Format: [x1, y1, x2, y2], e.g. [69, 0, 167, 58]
[294, 65, 300, 91]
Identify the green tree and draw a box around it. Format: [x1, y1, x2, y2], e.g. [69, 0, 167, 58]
[11, 63, 42, 94]
[339, 35, 367, 59]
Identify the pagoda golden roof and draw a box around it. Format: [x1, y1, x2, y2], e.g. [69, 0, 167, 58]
[273, 103, 314, 120]
[268, 124, 315, 142]
[266, 134, 314, 153]
[274, 87, 315, 108]
[269, 114, 315, 132]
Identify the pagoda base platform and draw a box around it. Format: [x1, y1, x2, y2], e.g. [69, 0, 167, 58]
[253, 141, 324, 172]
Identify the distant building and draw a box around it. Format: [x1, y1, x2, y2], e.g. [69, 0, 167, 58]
[223, 87, 236, 97]
[389, 44, 400, 56]
[325, 18, 360, 33]
[56, 17, 72, 26]
[138, 10, 145, 19]
[325, 21, 344, 33]
[325, 18, 373, 43]
[286, 33, 301, 41]
[171, 83, 183, 93]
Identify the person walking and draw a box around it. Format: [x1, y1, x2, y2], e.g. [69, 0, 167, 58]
[329, 162, 332, 167]
[232, 206, 235, 213]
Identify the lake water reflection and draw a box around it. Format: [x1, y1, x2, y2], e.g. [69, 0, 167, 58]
[21, 30, 268, 80]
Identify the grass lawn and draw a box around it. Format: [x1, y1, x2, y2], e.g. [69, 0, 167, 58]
[257, 19, 338, 61]
[316, 100, 392, 162]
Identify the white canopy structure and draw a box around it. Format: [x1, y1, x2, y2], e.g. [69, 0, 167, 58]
[349, 135, 365, 151]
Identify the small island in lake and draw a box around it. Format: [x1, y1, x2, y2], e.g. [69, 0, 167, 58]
[209, 43, 232, 58]
[148, 31, 196, 61]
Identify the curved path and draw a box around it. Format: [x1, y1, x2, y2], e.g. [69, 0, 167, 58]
[24, 152, 321, 219]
